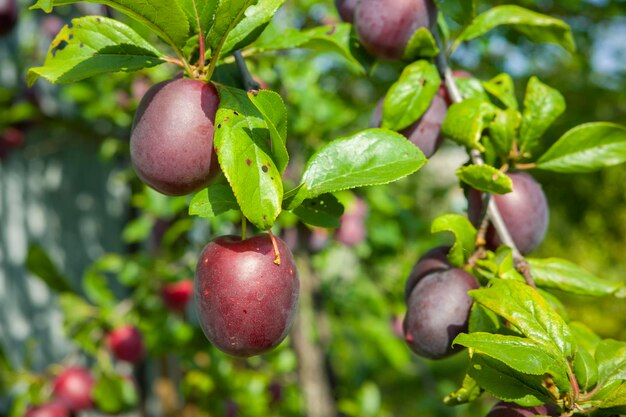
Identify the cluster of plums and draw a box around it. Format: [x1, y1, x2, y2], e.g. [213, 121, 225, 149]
[24, 326, 143, 416]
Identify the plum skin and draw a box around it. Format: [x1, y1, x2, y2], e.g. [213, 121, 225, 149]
[403, 268, 479, 359]
[354, 0, 437, 60]
[403, 246, 451, 301]
[161, 279, 194, 312]
[335, 0, 359, 23]
[24, 402, 70, 417]
[106, 325, 145, 363]
[195, 234, 300, 357]
[130, 78, 220, 196]
[486, 401, 558, 417]
[0, 0, 18, 36]
[468, 171, 549, 254]
[52, 367, 94, 411]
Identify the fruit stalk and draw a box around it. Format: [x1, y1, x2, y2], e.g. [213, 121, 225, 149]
[234, 50, 261, 91]
[434, 32, 536, 287]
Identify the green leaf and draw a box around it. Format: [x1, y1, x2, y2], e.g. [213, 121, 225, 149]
[595, 339, 626, 385]
[247, 89, 289, 174]
[456, 164, 513, 194]
[570, 322, 602, 355]
[206, 0, 256, 52]
[189, 184, 239, 218]
[402, 28, 439, 60]
[483, 73, 518, 110]
[435, 0, 476, 26]
[443, 374, 483, 406]
[252, 24, 364, 72]
[489, 109, 522, 157]
[92, 372, 139, 414]
[469, 303, 503, 334]
[573, 348, 598, 391]
[292, 194, 344, 228]
[519, 77, 566, 155]
[536, 123, 626, 173]
[26, 244, 74, 293]
[83, 267, 117, 307]
[27, 16, 163, 86]
[178, 0, 218, 40]
[469, 279, 575, 358]
[455, 332, 570, 389]
[382, 60, 441, 131]
[456, 77, 489, 102]
[31, 0, 189, 48]
[456, 5, 576, 53]
[528, 258, 625, 298]
[290, 129, 426, 208]
[221, 0, 286, 56]
[430, 214, 477, 267]
[598, 382, 626, 408]
[214, 85, 283, 230]
[442, 98, 497, 151]
[468, 353, 554, 407]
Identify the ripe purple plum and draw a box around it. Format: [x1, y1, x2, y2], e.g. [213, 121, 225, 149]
[52, 367, 94, 411]
[195, 234, 300, 357]
[335, 0, 359, 23]
[371, 86, 448, 158]
[24, 402, 70, 417]
[404, 246, 451, 301]
[106, 325, 145, 364]
[404, 268, 479, 359]
[467, 171, 549, 254]
[130, 78, 220, 196]
[0, 0, 18, 36]
[486, 401, 558, 417]
[354, 0, 437, 60]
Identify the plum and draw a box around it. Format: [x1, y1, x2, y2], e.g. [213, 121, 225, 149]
[161, 279, 194, 312]
[130, 78, 220, 196]
[52, 367, 94, 411]
[195, 234, 299, 357]
[354, 0, 437, 60]
[0, 0, 18, 36]
[404, 246, 451, 301]
[336, 197, 367, 246]
[467, 172, 549, 254]
[106, 325, 145, 363]
[486, 401, 558, 417]
[24, 402, 69, 417]
[404, 268, 479, 359]
[335, 0, 359, 23]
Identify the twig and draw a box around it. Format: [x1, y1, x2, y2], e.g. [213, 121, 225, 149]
[234, 50, 261, 91]
[434, 32, 536, 288]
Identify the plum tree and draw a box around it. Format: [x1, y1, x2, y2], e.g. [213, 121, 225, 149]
[467, 171, 549, 254]
[130, 78, 220, 196]
[486, 401, 557, 417]
[52, 367, 94, 411]
[195, 234, 299, 357]
[354, 0, 437, 60]
[0, 0, 18, 36]
[403, 246, 450, 301]
[403, 268, 479, 359]
[24, 402, 69, 417]
[106, 325, 145, 363]
[371, 86, 448, 158]
[335, 0, 359, 23]
[161, 279, 194, 312]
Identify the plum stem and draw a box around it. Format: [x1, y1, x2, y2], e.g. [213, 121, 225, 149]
[241, 216, 247, 240]
[434, 31, 536, 288]
[268, 230, 281, 265]
[191, 0, 206, 72]
[160, 57, 186, 68]
[234, 50, 261, 91]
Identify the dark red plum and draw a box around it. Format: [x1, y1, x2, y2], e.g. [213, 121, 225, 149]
[130, 78, 220, 196]
[371, 86, 448, 158]
[106, 325, 145, 364]
[161, 279, 194, 312]
[0, 0, 18, 36]
[486, 401, 558, 417]
[404, 268, 478, 359]
[52, 367, 94, 411]
[467, 172, 548, 254]
[24, 402, 70, 417]
[335, 0, 359, 23]
[404, 246, 451, 301]
[195, 234, 300, 357]
[354, 0, 437, 60]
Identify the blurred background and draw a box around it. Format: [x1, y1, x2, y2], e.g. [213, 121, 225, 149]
[1, 0, 625, 415]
